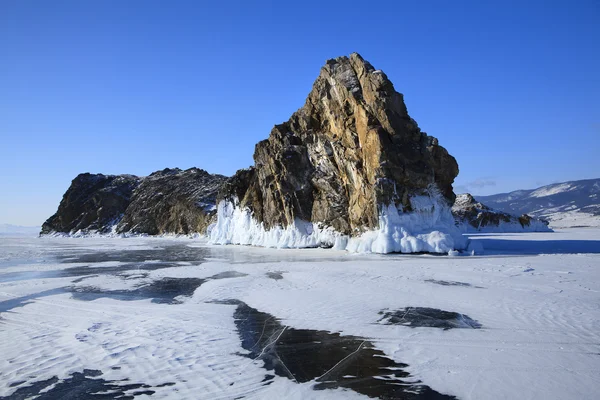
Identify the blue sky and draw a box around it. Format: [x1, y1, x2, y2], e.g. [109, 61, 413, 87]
[1, 0, 599, 225]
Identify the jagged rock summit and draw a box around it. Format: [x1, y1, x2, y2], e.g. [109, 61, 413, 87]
[210, 53, 467, 253]
[41, 168, 226, 236]
[452, 194, 551, 233]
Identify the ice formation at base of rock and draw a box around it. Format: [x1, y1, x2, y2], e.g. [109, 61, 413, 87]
[209, 192, 468, 254]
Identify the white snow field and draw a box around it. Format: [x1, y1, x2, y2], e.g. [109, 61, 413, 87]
[1, 229, 599, 399]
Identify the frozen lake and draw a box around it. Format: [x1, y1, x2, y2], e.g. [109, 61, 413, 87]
[1, 230, 599, 399]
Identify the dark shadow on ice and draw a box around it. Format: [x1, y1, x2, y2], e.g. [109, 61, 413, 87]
[62, 261, 182, 277]
[56, 244, 212, 264]
[0, 261, 185, 284]
[265, 271, 285, 280]
[0, 270, 247, 311]
[0, 270, 64, 284]
[71, 278, 206, 304]
[0, 288, 67, 313]
[379, 307, 482, 330]
[425, 279, 484, 288]
[226, 300, 455, 399]
[209, 271, 248, 280]
[1, 369, 173, 399]
[468, 237, 600, 255]
[70, 271, 246, 304]
[0, 261, 187, 285]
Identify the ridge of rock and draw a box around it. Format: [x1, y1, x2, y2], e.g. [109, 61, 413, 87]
[41, 173, 141, 235]
[41, 168, 226, 236]
[117, 168, 226, 235]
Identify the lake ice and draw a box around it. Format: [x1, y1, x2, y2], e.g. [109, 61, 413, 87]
[1, 229, 599, 399]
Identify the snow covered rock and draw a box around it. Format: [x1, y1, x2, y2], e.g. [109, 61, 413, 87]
[452, 193, 551, 233]
[42, 168, 226, 236]
[211, 53, 466, 253]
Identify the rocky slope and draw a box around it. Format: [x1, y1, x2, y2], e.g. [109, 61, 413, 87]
[210, 53, 466, 253]
[452, 194, 551, 233]
[41, 168, 226, 236]
[117, 168, 226, 235]
[476, 179, 600, 228]
[41, 173, 140, 235]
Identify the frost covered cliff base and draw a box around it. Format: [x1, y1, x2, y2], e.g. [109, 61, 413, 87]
[209, 190, 469, 254]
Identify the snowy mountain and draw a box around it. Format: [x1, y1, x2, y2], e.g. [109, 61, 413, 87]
[476, 179, 600, 228]
[0, 224, 41, 237]
[452, 194, 550, 232]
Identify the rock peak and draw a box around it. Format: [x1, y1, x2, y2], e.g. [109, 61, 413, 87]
[215, 53, 460, 252]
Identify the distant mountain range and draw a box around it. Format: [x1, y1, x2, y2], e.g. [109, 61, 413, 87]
[0, 224, 41, 236]
[476, 178, 600, 228]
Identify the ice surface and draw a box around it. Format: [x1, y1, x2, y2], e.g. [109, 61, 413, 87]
[1, 231, 599, 399]
[210, 189, 467, 254]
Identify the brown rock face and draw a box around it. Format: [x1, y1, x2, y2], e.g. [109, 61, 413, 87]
[221, 53, 458, 235]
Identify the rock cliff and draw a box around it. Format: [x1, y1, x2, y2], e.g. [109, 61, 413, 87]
[452, 194, 551, 233]
[117, 168, 225, 235]
[41, 168, 226, 236]
[41, 173, 140, 235]
[210, 53, 466, 253]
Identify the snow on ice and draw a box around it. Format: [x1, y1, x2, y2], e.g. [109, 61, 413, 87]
[1, 230, 599, 399]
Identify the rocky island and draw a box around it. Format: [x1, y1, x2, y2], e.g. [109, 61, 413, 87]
[209, 53, 464, 253]
[41, 53, 548, 252]
[41, 168, 226, 236]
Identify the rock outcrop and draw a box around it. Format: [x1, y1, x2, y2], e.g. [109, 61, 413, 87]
[117, 168, 226, 235]
[452, 194, 551, 233]
[41, 168, 226, 236]
[41, 173, 140, 235]
[210, 53, 466, 253]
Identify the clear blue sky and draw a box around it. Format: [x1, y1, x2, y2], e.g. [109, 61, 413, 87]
[1, 0, 599, 225]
